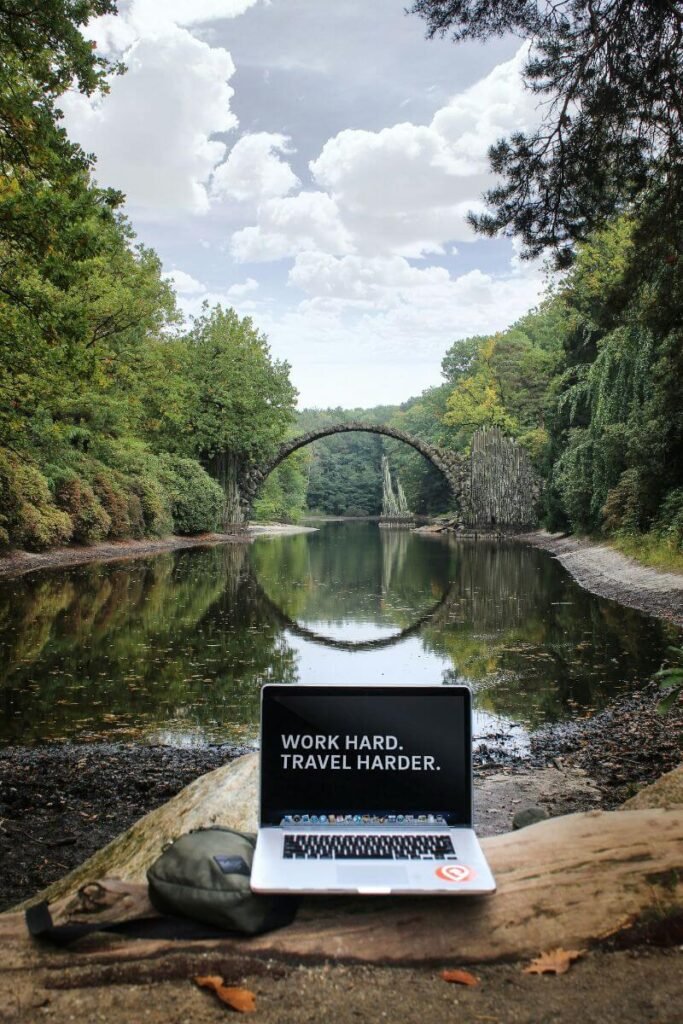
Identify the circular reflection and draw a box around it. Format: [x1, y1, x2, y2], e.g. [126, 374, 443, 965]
[253, 580, 457, 652]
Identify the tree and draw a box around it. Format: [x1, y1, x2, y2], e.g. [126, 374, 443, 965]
[443, 336, 518, 444]
[0, 1, 150, 449]
[410, 0, 683, 265]
[441, 335, 482, 385]
[0, 0, 119, 98]
[144, 306, 298, 525]
[543, 217, 683, 536]
[182, 306, 297, 465]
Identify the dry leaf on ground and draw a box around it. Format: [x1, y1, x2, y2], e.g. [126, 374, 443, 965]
[522, 948, 585, 975]
[440, 968, 479, 986]
[194, 975, 257, 1013]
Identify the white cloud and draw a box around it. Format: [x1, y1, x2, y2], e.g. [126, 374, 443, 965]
[227, 277, 259, 297]
[289, 252, 450, 309]
[305, 47, 537, 258]
[61, 27, 237, 217]
[163, 269, 207, 294]
[228, 47, 538, 264]
[286, 251, 544, 350]
[69, 3, 550, 409]
[231, 192, 354, 262]
[244, 241, 547, 406]
[89, 13, 138, 54]
[91, 0, 263, 51]
[212, 133, 299, 202]
[130, 0, 262, 32]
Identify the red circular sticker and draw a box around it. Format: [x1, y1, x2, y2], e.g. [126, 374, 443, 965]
[435, 864, 475, 883]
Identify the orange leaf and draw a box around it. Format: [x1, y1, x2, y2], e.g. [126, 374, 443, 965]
[194, 976, 256, 1013]
[440, 968, 479, 986]
[522, 948, 584, 976]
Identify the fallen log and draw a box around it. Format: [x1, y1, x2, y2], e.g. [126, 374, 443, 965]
[1, 754, 681, 973]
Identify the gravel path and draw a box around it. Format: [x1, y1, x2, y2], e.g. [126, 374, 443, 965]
[520, 531, 683, 625]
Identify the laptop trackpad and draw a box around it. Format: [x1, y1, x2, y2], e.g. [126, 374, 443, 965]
[336, 865, 409, 888]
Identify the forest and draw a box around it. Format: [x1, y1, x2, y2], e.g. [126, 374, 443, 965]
[0, 1, 681, 569]
[296, 217, 683, 573]
[0, 2, 297, 549]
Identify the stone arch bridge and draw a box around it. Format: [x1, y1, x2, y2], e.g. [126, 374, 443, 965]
[236, 421, 469, 522]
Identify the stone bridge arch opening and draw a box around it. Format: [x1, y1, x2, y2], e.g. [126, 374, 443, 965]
[236, 421, 468, 523]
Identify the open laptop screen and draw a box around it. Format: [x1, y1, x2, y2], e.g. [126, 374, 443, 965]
[260, 685, 472, 827]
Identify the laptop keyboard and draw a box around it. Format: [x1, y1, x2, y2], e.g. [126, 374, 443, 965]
[283, 833, 455, 860]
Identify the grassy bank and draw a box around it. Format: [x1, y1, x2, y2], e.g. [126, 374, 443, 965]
[608, 533, 683, 574]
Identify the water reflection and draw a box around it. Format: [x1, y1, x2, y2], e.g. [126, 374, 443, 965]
[0, 523, 679, 745]
[0, 545, 295, 745]
[253, 524, 679, 727]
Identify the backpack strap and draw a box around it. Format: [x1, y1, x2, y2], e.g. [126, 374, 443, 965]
[26, 899, 232, 946]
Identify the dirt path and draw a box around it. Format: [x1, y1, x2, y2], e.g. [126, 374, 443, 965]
[1, 946, 681, 1024]
[520, 530, 683, 625]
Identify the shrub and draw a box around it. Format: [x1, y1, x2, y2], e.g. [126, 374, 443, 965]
[55, 474, 111, 543]
[0, 453, 73, 550]
[653, 487, 683, 551]
[93, 472, 132, 539]
[126, 492, 145, 538]
[158, 455, 223, 534]
[602, 468, 648, 534]
[132, 474, 173, 536]
[252, 466, 303, 524]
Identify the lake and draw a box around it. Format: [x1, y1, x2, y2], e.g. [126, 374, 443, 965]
[0, 522, 678, 748]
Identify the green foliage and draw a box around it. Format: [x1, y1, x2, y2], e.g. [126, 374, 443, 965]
[54, 473, 111, 544]
[145, 305, 297, 466]
[440, 320, 560, 463]
[411, 1, 683, 266]
[0, 453, 72, 550]
[544, 216, 683, 539]
[93, 471, 142, 540]
[384, 388, 455, 514]
[0, 3, 298, 549]
[653, 489, 683, 553]
[157, 456, 224, 536]
[133, 474, 173, 538]
[0, 1, 120, 98]
[294, 408, 390, 516]
[253, 452, 308, 524]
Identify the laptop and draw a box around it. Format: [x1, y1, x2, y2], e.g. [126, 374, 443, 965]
[250, 684, 496, 895]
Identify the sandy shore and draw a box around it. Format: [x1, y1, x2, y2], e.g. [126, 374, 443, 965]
[0, 523, 317, 580]
[519, 530, 683, 626]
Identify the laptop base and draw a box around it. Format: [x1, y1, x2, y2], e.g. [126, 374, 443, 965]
[251, 826, 495, 895]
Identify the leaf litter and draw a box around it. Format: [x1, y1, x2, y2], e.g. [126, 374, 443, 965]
[522, 948, 585, 975]
[440, 968, 479, 986]
[194, 975, 256, 1012]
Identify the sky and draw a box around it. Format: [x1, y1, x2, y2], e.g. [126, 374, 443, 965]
[61, 0, 547, 410]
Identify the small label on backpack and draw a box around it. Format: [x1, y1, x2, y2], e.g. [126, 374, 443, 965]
[213, 855, 250, 876]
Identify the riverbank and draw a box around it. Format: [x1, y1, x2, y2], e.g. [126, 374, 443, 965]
[0, 524, 316, 580]
[519, 530, 683, 626]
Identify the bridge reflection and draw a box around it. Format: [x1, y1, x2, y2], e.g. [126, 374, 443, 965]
[254, 579, 457, 652]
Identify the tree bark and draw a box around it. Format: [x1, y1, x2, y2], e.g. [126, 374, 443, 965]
[208, 450, 243, 527]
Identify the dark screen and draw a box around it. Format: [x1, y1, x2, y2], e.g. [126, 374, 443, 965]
[260, 687, 471, 826]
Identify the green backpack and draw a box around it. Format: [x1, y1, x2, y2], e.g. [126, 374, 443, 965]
[26, 826, 298, 946]
[146, 826, 299, 936]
